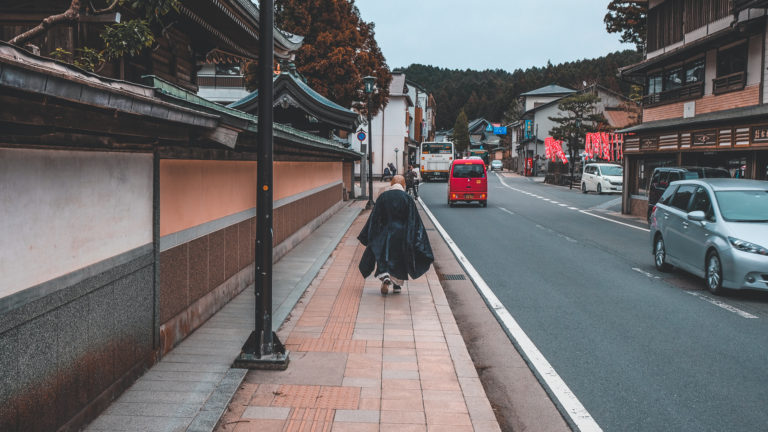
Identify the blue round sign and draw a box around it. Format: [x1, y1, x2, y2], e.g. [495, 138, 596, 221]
[357, 131, 367, 141]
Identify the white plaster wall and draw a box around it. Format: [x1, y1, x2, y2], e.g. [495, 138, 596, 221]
[0, 148, 153, 298]
[371, 97, 408, 175]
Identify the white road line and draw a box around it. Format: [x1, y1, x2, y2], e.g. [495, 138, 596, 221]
[632, 267, 660, 279]
[496, 173, 649, 233]
[559, 204, 569, 207]
[499, 207, 515, 216]
[418, 197, 602, 432]
[579, 210, 650, 233]
[686, 292, 758, 319]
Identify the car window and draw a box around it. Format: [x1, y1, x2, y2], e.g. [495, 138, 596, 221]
[682, 171, 700, 179]
[715, 190, 768, 222]
[670, 185, 695, 210]
[601, 165, 623, 176]
[669, 172, 683, 182]
[650, 171, 661, 189]
[659, 185, 678, 205]
[452, 164, 485, 178]
[704, 168, 730, 178]
[659, 171, 670, 187]
[689, 186, 715, 221]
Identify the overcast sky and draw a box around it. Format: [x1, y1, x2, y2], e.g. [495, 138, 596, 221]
[355, 0, 632, 72]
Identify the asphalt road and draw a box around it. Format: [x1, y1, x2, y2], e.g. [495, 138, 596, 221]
[419, 172, 768, 432]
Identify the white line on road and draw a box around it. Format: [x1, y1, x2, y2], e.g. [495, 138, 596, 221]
[686, 292, 758, 319]
[632, 267, 660, 279]
[499, 207, 515, 216]
[579, 210, 650, 233]
[418, 197, 602, 432]
[496, 173, 650, 233]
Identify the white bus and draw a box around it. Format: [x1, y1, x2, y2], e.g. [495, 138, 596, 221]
[419, 141, 454, 182]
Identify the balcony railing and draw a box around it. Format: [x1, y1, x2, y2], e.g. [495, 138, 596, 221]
[642, 82, 704, 107]
[197, 75, 245, 88]
[712, 71, 746, 95]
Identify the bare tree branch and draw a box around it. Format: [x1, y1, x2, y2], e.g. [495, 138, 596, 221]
[8, 0, 82, 47]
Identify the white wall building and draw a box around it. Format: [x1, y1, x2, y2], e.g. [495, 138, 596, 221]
[350, 72, 413, 177]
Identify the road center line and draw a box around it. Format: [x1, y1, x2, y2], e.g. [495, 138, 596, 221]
[419, 197, 602, 432]
[686, 292, 758, 319]
[632, 267, 660, 279]
[496, 174, 649, 233]
[499, 207, 515, 216]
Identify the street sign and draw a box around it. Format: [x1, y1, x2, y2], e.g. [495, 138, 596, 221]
[357, 131, 366, 141]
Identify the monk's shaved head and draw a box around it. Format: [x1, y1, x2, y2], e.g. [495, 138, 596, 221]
[391, 175, 406, 188]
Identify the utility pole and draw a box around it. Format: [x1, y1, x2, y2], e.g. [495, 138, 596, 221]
[233, 0, 289, 370]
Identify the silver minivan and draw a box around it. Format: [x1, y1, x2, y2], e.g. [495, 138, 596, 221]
[650, 178, 768, 294]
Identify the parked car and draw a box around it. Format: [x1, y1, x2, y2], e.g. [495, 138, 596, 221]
[581, 163, 623, 194]
[646, 166, 730, 221]
[490, 160, 503, 171]
[448, 158, 487, 207]
[650, 178, 768, 294]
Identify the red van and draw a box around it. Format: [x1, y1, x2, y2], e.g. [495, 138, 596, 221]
[448, 159, 487, 207]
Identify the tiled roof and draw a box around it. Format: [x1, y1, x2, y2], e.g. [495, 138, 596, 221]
[521, 84, 576, 96]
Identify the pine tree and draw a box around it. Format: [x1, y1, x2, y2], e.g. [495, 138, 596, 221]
[604, 1, 647, 52]
[549, 92, 609, 187]
[452, 110, 470, 155]
[246, 0, 392, 116]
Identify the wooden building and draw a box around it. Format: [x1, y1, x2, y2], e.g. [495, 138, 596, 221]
[0, 2, 362, 430]
[619, 0, 768, 217]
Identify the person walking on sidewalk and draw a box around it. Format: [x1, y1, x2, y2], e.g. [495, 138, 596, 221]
[357, 175, 434, 295]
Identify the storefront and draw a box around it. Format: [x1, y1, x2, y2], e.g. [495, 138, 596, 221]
[620, 105, 768, 217]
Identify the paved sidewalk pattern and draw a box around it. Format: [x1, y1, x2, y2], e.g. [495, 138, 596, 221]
[215, 212, 501, 432]
[85, 204, 363, 432]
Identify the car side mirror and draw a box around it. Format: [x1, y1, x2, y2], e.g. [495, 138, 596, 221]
[688, 210, 706, 222]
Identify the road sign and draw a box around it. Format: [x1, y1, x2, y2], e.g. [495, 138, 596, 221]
[357, 131, 367, 141]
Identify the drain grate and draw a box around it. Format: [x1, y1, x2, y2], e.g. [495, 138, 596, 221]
[439, 273, 466, 281]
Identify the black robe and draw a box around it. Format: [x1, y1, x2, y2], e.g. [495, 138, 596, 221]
[357, 188, 434, 281]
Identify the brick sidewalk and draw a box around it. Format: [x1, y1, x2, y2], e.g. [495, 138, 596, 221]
[214, 211, 501, 432]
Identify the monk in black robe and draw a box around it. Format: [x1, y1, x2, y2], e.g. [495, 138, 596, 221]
[358, 175, 434, 295]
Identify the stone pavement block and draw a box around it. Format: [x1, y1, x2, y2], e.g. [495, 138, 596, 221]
[103, 402, 200, 418]
[85, 414, 190, 431]
[333, 409, 380, 423]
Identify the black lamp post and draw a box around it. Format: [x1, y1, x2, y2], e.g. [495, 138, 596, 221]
[233, 0, 289, 370]
[363, 76, 375, 209]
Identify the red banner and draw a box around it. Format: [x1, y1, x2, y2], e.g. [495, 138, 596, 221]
[585, 132, 623, 162]
[544, 137, 568, 164]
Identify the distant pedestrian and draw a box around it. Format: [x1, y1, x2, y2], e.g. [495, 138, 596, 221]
[404, 164, 419, 198]
[358, 175, 434, 295]
[388, 162, 397, 176]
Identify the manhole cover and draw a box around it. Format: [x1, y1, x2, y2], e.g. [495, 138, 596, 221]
[439, 274, 466, 280]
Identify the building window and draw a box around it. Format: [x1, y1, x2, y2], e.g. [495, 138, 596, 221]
[684, 58, 705, 84]
[664, 67, 683, 91]
[717, 43, 747, 77]
[714, 42, 748, 94]
[644, 57, 704, 105]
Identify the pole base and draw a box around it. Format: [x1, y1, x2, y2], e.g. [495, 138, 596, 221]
[232, 331, 290, 370]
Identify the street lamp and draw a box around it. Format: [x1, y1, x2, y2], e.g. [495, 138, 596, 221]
[363, 75, 375, 209]
[394, 147, 399, 175]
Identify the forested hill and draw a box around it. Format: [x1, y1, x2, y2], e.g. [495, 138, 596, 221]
[400, 50, 642, 130]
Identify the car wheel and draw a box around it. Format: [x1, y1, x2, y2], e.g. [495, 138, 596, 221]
[597, 183, 602, 194]
[581, 182, 587, 194]
[480, 201, 487, 207]
[654, 236, 672, 272]
[706, 251, 724, 295]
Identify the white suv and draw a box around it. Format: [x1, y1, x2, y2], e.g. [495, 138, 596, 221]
[582, 163, 623, 194]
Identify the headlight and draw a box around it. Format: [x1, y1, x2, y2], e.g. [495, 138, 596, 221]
[729, 237, 768, 256]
